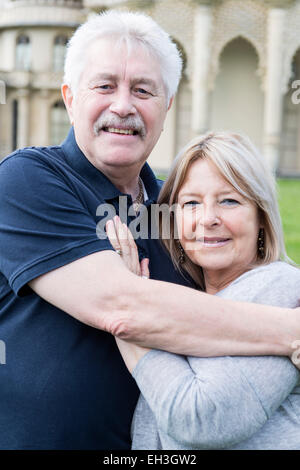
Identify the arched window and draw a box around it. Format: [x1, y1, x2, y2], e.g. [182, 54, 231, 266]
[211, 37, 263, 149]
[50, 101, 70, 145]
[16, 35, 31, 71]
[53, 35, 68, 72]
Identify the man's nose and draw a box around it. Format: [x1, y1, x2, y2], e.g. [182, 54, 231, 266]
[109, 89, 136, 117]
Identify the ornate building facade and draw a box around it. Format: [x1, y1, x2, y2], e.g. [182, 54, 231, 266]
[0, 0, 300, 175]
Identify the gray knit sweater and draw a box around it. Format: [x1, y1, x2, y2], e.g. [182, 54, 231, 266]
[131, 261, 300, 450]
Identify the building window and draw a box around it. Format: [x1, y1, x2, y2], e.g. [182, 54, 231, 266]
[16, 35, 31, 71]
[50, 101, 70, 145]
[53, 35, 68, 72]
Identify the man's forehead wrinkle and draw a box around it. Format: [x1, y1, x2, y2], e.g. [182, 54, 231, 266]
[132, 77, 159, 88]
[122, 48, 129, 83]
[85, 37, 164, 88]
[88, 73, 118, 85]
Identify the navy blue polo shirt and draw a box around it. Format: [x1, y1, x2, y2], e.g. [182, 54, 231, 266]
[0, 127, 194, 450]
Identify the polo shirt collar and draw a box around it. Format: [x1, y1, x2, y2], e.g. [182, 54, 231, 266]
[61, 127, 161, 202]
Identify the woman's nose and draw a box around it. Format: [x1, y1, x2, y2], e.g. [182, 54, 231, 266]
[199, 204, 220, 227]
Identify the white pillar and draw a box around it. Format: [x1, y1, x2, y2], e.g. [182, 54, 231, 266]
[191, 2, 212, 138]
[17, 88, 30, 148]
[35, 89, 50, 146]
[263, 8, 285, 172]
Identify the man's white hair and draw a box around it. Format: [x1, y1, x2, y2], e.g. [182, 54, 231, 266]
[63, 10, 182, 103]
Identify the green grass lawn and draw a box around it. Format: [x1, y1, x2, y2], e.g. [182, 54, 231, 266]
[277, 179, 300, 265]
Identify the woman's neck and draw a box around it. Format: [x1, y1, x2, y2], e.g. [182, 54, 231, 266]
[203, 265, 256, 295]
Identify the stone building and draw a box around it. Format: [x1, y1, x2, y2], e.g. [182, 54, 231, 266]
[0, 0, 300, 175]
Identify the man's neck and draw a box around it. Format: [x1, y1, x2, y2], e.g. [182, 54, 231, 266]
[103, 167, 143, 200]
[113, 176, 141, 200]
[76, 136, 145, 200]
[92, 158, 143, 200]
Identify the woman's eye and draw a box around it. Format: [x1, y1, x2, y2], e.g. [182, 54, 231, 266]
[183, 201, 200, 206]
[220, 198, 239, 206]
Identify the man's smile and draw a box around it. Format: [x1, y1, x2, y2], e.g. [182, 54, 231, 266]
[102, 127, 139, 136]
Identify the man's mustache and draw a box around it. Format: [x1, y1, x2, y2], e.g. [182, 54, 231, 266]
[93, 113, 146, 138]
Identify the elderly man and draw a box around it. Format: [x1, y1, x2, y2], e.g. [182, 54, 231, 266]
[0, 10, 298, 450]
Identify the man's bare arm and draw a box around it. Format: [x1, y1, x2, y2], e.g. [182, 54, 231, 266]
[29, 250, 299, 358]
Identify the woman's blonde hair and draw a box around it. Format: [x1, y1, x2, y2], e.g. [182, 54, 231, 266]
[158, 131, 290, 289]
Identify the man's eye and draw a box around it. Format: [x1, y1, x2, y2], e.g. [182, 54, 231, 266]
[220, 198, 239, 205]
[135, 88, 151, 96]
[96, 84, 113, 90]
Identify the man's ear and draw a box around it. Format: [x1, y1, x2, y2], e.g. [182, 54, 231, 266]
[61, 83, 74, 125]
[167, 96, 174, 111]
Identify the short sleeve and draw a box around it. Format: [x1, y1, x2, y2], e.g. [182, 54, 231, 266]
[0, 152, 113, 296]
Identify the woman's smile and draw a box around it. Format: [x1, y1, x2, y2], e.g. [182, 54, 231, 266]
[176, 157, 260, 293]
[196, 237, 232, 247]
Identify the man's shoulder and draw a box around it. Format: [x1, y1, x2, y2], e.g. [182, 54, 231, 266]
[0, 145, 67, 181]
[1, 145, 63, 167]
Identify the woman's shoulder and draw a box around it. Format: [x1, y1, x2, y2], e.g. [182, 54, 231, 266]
[248, 260, 299, 277]
[216, 261, 300, 307]
[231, 261, 300, 284]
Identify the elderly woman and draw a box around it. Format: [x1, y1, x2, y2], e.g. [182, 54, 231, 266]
[106, 131, 300, 450]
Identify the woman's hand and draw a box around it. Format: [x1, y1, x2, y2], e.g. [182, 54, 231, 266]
[106, 215, 151, 372]
[105, 215, 149, 278]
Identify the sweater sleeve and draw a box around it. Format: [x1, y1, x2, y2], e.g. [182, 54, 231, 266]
[132, 262, 300, 449]
[133, 351, 299, 449]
